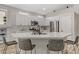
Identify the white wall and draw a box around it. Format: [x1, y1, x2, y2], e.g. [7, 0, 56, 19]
[74, 13, 79, 36]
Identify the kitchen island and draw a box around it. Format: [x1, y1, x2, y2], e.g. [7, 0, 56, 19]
[11, 32, 71, 54]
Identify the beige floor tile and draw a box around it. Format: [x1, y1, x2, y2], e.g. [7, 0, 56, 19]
[0, 42, 79, 54]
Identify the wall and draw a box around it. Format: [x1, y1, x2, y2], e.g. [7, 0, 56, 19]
[74, 13, 79, 36]
[73, 5, 79, 37]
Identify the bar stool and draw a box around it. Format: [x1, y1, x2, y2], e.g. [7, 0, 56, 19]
[47, 39, 64, 54]
[3, 36, 17, 54]
[65, 36, 79, 53]
[18, 39, 36, 54]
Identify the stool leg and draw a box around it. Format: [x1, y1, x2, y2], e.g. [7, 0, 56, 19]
[62, 51, 64, 54]
[65, 43, 68, 54]
[73, 45, 76, 53]
[77, 44, 79, 52]
[35, 48, 36, 54]
[58, 51, 60, 54]
[3, 45, 8, 54]
[15, 44, 18, 54]
[18, 49, 21, 54]
[47, 49, 50, 54]
[25, 51, 27, 54]
[31, 50, 32, 54]
[76, 43, 79, 52]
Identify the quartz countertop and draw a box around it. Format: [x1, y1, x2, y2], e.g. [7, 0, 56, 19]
[11, 32, 71, 40]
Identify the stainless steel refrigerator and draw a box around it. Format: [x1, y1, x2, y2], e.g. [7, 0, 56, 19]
[50, 21, 59, 32]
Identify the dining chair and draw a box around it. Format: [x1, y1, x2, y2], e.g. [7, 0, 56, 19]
[47, 39, 64, 54]
[3, 36, 17, 54]
[18, 39, 36, 54]
[65, 36, 79, 53]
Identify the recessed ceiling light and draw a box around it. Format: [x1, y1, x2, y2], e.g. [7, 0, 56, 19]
[37, 16, 43, 18]
[43, 8, 46, 11]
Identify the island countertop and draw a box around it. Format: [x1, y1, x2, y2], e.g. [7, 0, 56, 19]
[11, 32, 71, 40]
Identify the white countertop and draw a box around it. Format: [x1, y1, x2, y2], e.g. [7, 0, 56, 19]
[11, 32, 71, 39]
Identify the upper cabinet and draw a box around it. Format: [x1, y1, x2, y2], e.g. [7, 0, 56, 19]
[16, 14, 46, 26]
[46, 16, 59, 26]
[16, 14, 31, 25]
[59, 15, 72, 33]
[30, 16, 44, 26]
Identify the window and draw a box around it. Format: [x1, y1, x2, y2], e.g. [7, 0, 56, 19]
[0, 10, 6, 24]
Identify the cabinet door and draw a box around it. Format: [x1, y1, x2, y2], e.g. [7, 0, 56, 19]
[45, 18, 50, 26]
[59, 16, 72, 33]
[16, 14, 31, 25]
[59, 16, 73, 40]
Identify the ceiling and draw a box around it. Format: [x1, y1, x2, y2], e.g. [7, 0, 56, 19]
[6, 4, 73, 15]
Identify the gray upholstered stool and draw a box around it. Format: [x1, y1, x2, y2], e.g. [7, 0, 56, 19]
[47, 39, 64, 54]
[18, 39, 36, 54]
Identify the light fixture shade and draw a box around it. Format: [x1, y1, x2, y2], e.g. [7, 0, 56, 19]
[3, 16, 6, 19]
[3, 16, 6, 22]
[19, 11, 30, 16]
[3, 19, 6, 22]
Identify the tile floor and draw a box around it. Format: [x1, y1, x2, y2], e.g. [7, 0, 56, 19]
[0, 39, 79, 54]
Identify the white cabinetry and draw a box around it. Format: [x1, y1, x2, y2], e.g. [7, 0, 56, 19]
[30, 16, 46, 26]
[59, 16, 72, 33]
[46, 12, 78, 41]
[16, 14, 48, 26]
[16, 14, 31, 25]
[46, 16, 59, 26]
[59, 15, 74, 40]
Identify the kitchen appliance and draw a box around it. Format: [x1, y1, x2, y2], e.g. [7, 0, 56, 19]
[30, 21, 41, 35]
[50, 21, 59, 32]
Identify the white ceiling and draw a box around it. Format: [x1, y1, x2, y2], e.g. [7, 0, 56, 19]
[6, 4, 73, 15]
